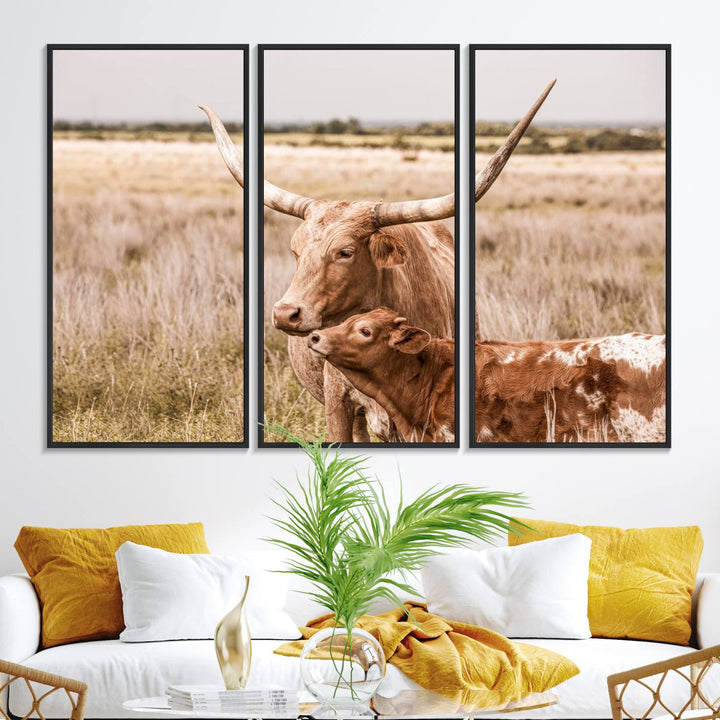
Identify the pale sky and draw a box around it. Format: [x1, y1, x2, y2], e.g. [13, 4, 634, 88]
[53, 49, 244, 123]
[475, 49, 666, 125]
[51, 47, 665, 127]
[263, 49, 455, 124]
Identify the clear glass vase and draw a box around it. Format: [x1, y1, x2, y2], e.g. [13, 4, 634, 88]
[299, 626, 386, 717]
[214, 575, 251, 690]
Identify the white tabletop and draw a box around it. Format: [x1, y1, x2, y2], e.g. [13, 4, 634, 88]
[123, 697, 305, 719]
[124, 690, 559, 719]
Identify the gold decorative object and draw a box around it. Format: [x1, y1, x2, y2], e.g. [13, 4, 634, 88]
[607, 643, 720, 720]
[214, 575, 252, 690]
[0, 659, 88, 720]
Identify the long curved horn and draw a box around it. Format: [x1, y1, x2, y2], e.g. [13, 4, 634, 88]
[199, 105, 314, 219]
[474, 79, 556, 203]
[372, 79, 556, 227]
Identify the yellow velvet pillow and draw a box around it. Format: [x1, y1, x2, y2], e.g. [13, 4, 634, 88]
[15, 523, 209, 648]
[509, 519, 703, 645]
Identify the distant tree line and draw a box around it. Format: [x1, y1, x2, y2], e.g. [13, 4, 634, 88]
[53, 121, 244, 133]
[54, 118, 664, 154]
[264, 118, 456, 136]
[265, 117, 663, 152]
[563, 129, 664, 152]
[475, 120, 664, 154]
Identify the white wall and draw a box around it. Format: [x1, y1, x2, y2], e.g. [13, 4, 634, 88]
[1, 0, 718, 576]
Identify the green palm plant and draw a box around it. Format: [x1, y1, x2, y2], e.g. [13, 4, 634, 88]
[265, 423, 529, 635]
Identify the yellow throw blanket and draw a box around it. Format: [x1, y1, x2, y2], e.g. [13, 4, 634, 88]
[275, 603, 579, 711]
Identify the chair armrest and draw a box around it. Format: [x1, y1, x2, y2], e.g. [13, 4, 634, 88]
[697, 572, 720, 649]
[0, 575, 41, 661]
[607, 644, 720, 720]
[0, 659, 87, 720]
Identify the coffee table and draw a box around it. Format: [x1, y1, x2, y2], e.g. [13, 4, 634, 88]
[124, 687, 558, 719]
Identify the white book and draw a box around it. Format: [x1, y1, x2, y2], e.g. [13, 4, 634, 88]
[167, 698, 300, 714]
[167, 685, 295, 701]
[168, 698, 295, 707]
[168, 684, 287, 692]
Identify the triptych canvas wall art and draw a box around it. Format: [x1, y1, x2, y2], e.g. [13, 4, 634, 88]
[48, 44, 668, 448]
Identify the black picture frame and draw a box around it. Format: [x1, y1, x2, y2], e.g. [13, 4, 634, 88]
[258, 44, 460, 449]
[47, 43, 250, 448]
[469, 44, 670, 448]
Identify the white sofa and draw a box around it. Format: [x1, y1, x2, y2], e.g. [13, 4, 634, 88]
[1, 568, 719, 720]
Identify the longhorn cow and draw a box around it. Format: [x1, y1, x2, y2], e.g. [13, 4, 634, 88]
[201, 80, 555, 442]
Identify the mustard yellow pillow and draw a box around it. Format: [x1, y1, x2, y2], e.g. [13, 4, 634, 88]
[509, 519, 703, 645]
[15, 523, 209, 648]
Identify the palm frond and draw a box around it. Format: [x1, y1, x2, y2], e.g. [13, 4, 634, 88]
[264, 424, 530, 630]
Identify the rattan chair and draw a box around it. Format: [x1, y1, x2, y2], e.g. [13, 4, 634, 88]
[0, 660, 87, 720]
[608, 644, 720, 720]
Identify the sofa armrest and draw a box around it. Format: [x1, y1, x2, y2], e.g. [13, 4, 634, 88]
[696, 572, 720, 649]
[0, 575, 41, 661]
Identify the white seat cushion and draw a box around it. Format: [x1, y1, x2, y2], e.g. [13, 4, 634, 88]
[486, 638, 714, 719]
[11, 637, 715, 719]
[9, 639, 418, 718]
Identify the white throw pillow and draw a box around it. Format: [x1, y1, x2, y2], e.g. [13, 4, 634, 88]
[116, 541, 301, 642]
[421, 534, 592, 639]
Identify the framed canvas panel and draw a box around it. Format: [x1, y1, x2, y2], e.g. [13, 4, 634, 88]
[48, 44, 249, 447]
[258, 44, 460, 448]
[469, 45, 669, 447]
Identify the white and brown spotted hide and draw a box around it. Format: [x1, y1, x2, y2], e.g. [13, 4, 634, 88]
[475, 333, 666, 443]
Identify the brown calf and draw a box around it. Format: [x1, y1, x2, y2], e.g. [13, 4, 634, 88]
[309, 308, 666, 444]
[309, 308, 455, 443]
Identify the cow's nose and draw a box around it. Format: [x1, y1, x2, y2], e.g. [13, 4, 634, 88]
[309, 333, 321, 344]
[273, 303, 303, 329]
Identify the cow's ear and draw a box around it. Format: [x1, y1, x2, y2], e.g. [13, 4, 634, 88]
[368, 231, 409, 268]
[390, 326, 432, 355]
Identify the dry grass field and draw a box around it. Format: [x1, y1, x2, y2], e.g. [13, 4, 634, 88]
[52, 139, 244, 443]
[263, 145, 665, 443]
[53, 135, 664, 444]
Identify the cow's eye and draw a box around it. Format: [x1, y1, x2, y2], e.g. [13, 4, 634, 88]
[360, 328, 371, 337]
[338, 248, 354, 259]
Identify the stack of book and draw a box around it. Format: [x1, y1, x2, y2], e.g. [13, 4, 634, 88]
[166, 685, 299, 715]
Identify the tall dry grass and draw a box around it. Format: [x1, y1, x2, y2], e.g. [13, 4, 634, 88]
[262, 146, 665, 442]
[52, 139, 244, 443]
[474, 151, 666, 341]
